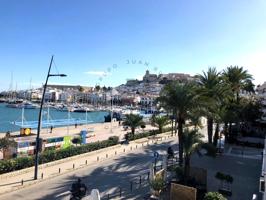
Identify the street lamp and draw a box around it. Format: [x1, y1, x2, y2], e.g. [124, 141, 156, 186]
[34, 55, 66, 180]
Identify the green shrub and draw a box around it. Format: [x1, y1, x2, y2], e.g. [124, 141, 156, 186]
[150, 177, 166, 191]
[108, 136, 119, 144]
[204, 192, 227, 200]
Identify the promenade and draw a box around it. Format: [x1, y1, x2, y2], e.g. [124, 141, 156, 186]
[1, 121, 157, 142]
[0, 130, 174, 199]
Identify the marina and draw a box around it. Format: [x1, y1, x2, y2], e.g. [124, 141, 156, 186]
[0, 103, 109, 133]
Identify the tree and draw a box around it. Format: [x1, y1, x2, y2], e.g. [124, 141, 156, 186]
[78, 86, 85, 92]
[196, 67, 225, 144]
[0, 136, 16, 153]
[122, 114, 144, 136]
[102, 86, 107, 92]
[158, 81, 199, 165]
[95, 85, 101, 91]
[151, 115, 169, 133]
[183, 129, 203, 183]
[140, 124, 146, 132]
[204, 192, 227, 200]
[222, 66, 253, 136]
[222, 66, 253, 103]
[238, 97, 263, 124]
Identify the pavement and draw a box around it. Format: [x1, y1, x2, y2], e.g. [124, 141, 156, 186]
[0, 132, 177, 200]
[5, 121, 157, 143]
[0, 124, 262, 200]
[191, 145, 263, 200]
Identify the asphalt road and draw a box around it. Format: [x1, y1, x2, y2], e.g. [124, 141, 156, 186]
[0, 137, 178, 200]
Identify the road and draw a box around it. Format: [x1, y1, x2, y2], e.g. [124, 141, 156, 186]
[0, 137, 178, 200]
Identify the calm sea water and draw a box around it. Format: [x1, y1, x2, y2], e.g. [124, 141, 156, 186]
[0, 103, 108, 133]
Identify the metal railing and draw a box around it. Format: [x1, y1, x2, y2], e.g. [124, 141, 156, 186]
[101, 157, 179, 199]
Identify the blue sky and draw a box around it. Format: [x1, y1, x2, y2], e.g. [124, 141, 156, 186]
[0, 0, 266, 91]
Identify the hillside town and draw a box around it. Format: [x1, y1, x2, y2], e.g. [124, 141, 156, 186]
[0, 70, 194, 109]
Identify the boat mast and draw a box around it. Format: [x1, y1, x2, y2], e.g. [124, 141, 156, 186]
[21, 107, 24, 127]
[67, 110, 70, 135]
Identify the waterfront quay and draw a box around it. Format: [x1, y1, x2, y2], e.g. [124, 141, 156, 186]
[0, 121, 157, 159]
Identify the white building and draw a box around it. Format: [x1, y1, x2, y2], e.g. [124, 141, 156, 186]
[256, 82, 266, 121]
[44, 90, 60, 102]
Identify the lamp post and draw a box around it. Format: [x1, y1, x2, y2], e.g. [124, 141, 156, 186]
[110, 89, 113, 133]
[34, 55, 66, 180]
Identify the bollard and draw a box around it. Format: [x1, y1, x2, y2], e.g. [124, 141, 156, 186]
[73, 164, 75, 169]
[97, 156, 99, 161]
[130, 146, 132, 150]
[106, 154, 108, 158]
[59, 168, 61, 174]
[21, 179, 24, 185]
[139, 175, 142, 186]
[85, 160, 88, 165]
[115, 151, 117, 155]
[124, 148, 125, 152]
[130, 181, 133, 192]
[41, 173, 44, 179]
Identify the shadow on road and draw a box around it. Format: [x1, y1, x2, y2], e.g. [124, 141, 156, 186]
[37, 140, 177, 200]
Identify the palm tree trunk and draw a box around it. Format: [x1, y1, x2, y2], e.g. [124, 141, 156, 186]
[159, 126, 162, 133]
[175, 119, 177, 134]
[131, 127, 135, 136]
[171, 118, 174, 136]
[229, 122, 232, 138]
[184, 156, 190, 184]
[213, 123, 220, 147]
[207, 117, 213, 144]
[178, 117, 183, 166]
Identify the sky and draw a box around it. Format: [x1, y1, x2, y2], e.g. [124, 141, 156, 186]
[0, 0, 266, 91]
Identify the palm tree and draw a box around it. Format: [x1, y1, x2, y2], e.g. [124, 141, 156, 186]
[151, 115, 169, 133]
[158, 81, 199, 165]
[122, 114, 144, 136]
[222, 66, 253, 103]
[222, 66, 253, 136]
[183, 128, 203, 184]
[196, 67, 224, 144]
[186, 109, 203, 131]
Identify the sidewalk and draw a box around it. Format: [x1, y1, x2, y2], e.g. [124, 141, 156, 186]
[0, 132, 174, 195]
[3, 121, 157, 144]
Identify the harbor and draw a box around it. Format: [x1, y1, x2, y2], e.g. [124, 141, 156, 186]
[0, 103, 109, 133]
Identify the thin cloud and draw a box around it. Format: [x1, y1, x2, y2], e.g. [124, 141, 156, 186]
[84, 71, 110, 77]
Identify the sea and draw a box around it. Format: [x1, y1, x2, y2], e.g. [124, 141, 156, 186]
[0, 103, 108, 133]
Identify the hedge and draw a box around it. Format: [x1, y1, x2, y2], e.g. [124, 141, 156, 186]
[0, 128, 170, 174]
[0, 136, 119, 174]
